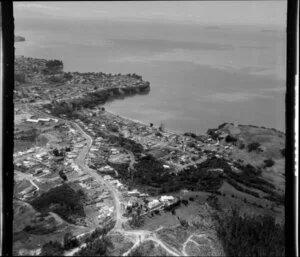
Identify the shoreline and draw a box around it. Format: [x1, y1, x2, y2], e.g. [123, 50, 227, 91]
[104, 108, 184, 136]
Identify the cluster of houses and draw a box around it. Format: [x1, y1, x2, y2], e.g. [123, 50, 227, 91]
[26, 117, 58, 123]
[78, 174, 116, 225]
[14, 55, 149, 106]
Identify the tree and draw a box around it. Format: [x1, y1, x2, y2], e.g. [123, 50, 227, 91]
[177, 217, 189, 228]
[225, 135, 238, 143]
[158, 123, 165, 132]
[150, 123, 153, 127]
[264, 159, 275, 168]
[64, 232, 79, 250]
[59, 170, 68, 181]
[53, 148, 60, 156]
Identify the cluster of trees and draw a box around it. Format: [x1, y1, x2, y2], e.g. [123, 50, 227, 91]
[53, 148, 65, 157]
[127, 73, 142, 79]
[129, 207, 145, 228]
[40, 233, 79, 256]
[31, 184, 85, 223]
[107, 135, 143, 155]
[224, 162, 284, 204]
[225, 134, 238, 143]
[215, 209, 285, 257]
[63, 232, 79, 250]
[226, 177, 260, 198]
[63, 72, 73, 80]
[75, 228, 112, 256]
[40, 241, 64, 256]
[131, 156, 227, 195]
[43, 60, 63, 74]
[183, 132, 197, 138]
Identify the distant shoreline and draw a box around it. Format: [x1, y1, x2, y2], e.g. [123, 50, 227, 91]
[14, 35, 26, 42]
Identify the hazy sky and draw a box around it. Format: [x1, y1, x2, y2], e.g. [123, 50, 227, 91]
[14, 1, 286, 27]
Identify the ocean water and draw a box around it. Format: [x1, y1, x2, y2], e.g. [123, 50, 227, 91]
[15, 18, 286, 134]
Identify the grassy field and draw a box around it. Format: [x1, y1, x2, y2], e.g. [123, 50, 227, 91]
[14, 139, 36, 153]
[106, 232, 134, 256]
[129, 240, 172, 256]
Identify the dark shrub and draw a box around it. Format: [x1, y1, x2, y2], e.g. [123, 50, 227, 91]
[247, 142, 261, 152]
[155, 132, 162, 137]
[154, 209, 160, 215]
[182, 200, 189, 206]
[264, 159, 275, 168]
[64, 232, 79, 250]
[184, 132, 197, 138]
[225, 135, 238, 143]
[46, 60, 63, 70]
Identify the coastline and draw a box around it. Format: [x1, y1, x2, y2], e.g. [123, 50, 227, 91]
[104, 108, 183, 136]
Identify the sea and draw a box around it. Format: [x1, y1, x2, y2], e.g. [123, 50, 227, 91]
[15, 18, 286, 134]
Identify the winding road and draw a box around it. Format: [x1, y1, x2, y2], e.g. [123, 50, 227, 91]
[29, 107, 205, 256]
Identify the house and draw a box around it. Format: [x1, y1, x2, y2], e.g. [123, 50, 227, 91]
[127, 189, 140, 197]
[39, 118, 50, 122]
[26, 118, 39, 123]
[148, 199, 161, 209]
[98, 165, 115, 174]
[160, 195, 175, 202]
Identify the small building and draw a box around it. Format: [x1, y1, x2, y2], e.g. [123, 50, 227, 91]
[39, 118, 50, 122]
[26, 119, 39, 123]
[148, 199, 161, 209]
